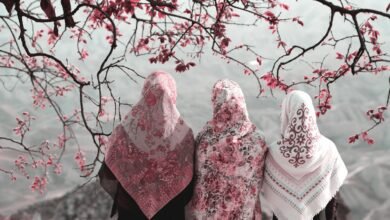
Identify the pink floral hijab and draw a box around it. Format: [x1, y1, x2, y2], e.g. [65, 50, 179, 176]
[263, 90, 348, 220]
[186, 79, 267, 220]
[104, 71, 195, 219]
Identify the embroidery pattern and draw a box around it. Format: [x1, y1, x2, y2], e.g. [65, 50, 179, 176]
[279, 103, 320, 167]
[263, 90, 348, 220]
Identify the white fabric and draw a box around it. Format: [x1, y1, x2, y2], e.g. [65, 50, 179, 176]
[263, 90, 348, 220]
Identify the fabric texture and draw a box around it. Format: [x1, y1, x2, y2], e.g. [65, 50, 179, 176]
[103, 71, 195, 219]
[263, 90, 348, 220]
[99, 162, 194, 220]
[185, 79, 268, 220]
[272, 195, 337, 220]
[116, 177, 195, 220]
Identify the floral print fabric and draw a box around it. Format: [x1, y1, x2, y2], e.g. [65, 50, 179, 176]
[186, 79, 267, 220]
[105, 71, 195, 219]
[263, 90, 348, 220]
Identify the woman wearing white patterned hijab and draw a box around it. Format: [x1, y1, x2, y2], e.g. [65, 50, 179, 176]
[263, 90, 348, 220]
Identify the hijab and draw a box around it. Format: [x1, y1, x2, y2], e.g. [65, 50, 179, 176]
[103, 71, 195, 219]
[186, 79, 267, 220]
[263, 90, 348, 220]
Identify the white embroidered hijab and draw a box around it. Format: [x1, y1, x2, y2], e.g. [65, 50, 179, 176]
[263, 90, 348, 220]
[104, 71, 194, 219]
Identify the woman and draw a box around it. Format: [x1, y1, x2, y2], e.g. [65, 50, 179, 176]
[263, 90, 348, 220]
[186, 79, 268, 220]
[99, 71, 195, 220]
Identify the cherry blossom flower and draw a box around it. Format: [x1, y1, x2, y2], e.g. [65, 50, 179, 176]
[74, 150, 86, 172]
[30, 176, 48, 194]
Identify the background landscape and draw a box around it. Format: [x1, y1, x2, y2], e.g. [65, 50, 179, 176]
[0, 0, 389, 219]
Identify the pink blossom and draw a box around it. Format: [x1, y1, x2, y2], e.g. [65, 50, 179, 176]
[373, 45, 382, 55]
[0, 56, 15, 67]
[277, 39, 287, 48]
[98, 109, 106, 118]
[348, 135, 359, 143]
[264, 11, 276, 20]
[32, 30, 44, 47]
[10, 173, 16, 182]
[361, 132, 374, 145]
[55, 86, 72, 96]
[366, 106, 387, 122]
[57, 134, 67, 148]
[134, 38, 151, 53]
[79, 48, 89, 60]
[315, 89, 332, 116]
[292, 17, 304, 26]
[47, 29, 58, 45]
[260, 72, 288, 91]
[40, 140, 50, 150]
[175, 61, 195, 72]
[13, 112, 35, 136]
[32, 89, 47, 109]
[74, 150, 86, 172]
[336, 52, 344, 60]
[98, 135, 108, 146]
[243, 69, 251, 75]
[30, 176, 48, 194]
[15, 155, 28, 177]
[344, 5, 353, 10]
[54, 163, 63, 175]
[46, 154, 55, 166]
[256, 56, 262, 66]
[279, 3, 289, 10]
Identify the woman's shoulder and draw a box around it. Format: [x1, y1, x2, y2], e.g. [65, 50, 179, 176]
[109, 123, 127, 140]
[319, 135, 338, 148]
[250, 129, 266, 142]
[246, 125, 268, 150]
[194, 123, 212, 143]
[178, 118, 194, 134]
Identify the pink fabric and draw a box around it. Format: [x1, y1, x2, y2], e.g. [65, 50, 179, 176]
[105, 71, 195, 219]
[186, 79, 267, 220]
[263, 90, 348, 220]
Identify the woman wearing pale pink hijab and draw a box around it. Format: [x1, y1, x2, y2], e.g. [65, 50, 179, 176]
[263, 90, 348, 220]
[186, 79, 268, 219]
[99, 71, 195, 220]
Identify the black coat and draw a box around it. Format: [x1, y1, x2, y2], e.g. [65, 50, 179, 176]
[272, 196, 338, 220]
[98, 163, 194, 220]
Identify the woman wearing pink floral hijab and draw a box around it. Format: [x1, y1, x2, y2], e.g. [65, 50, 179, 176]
[185, 79, 268, 220]
[263, 90, 348, 220]
[99, 71, 195, 220]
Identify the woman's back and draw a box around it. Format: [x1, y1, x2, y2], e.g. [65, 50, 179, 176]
[99, 71, 195, 220]
[263, 90, 348, 220]
[186, 79, 268, 220]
